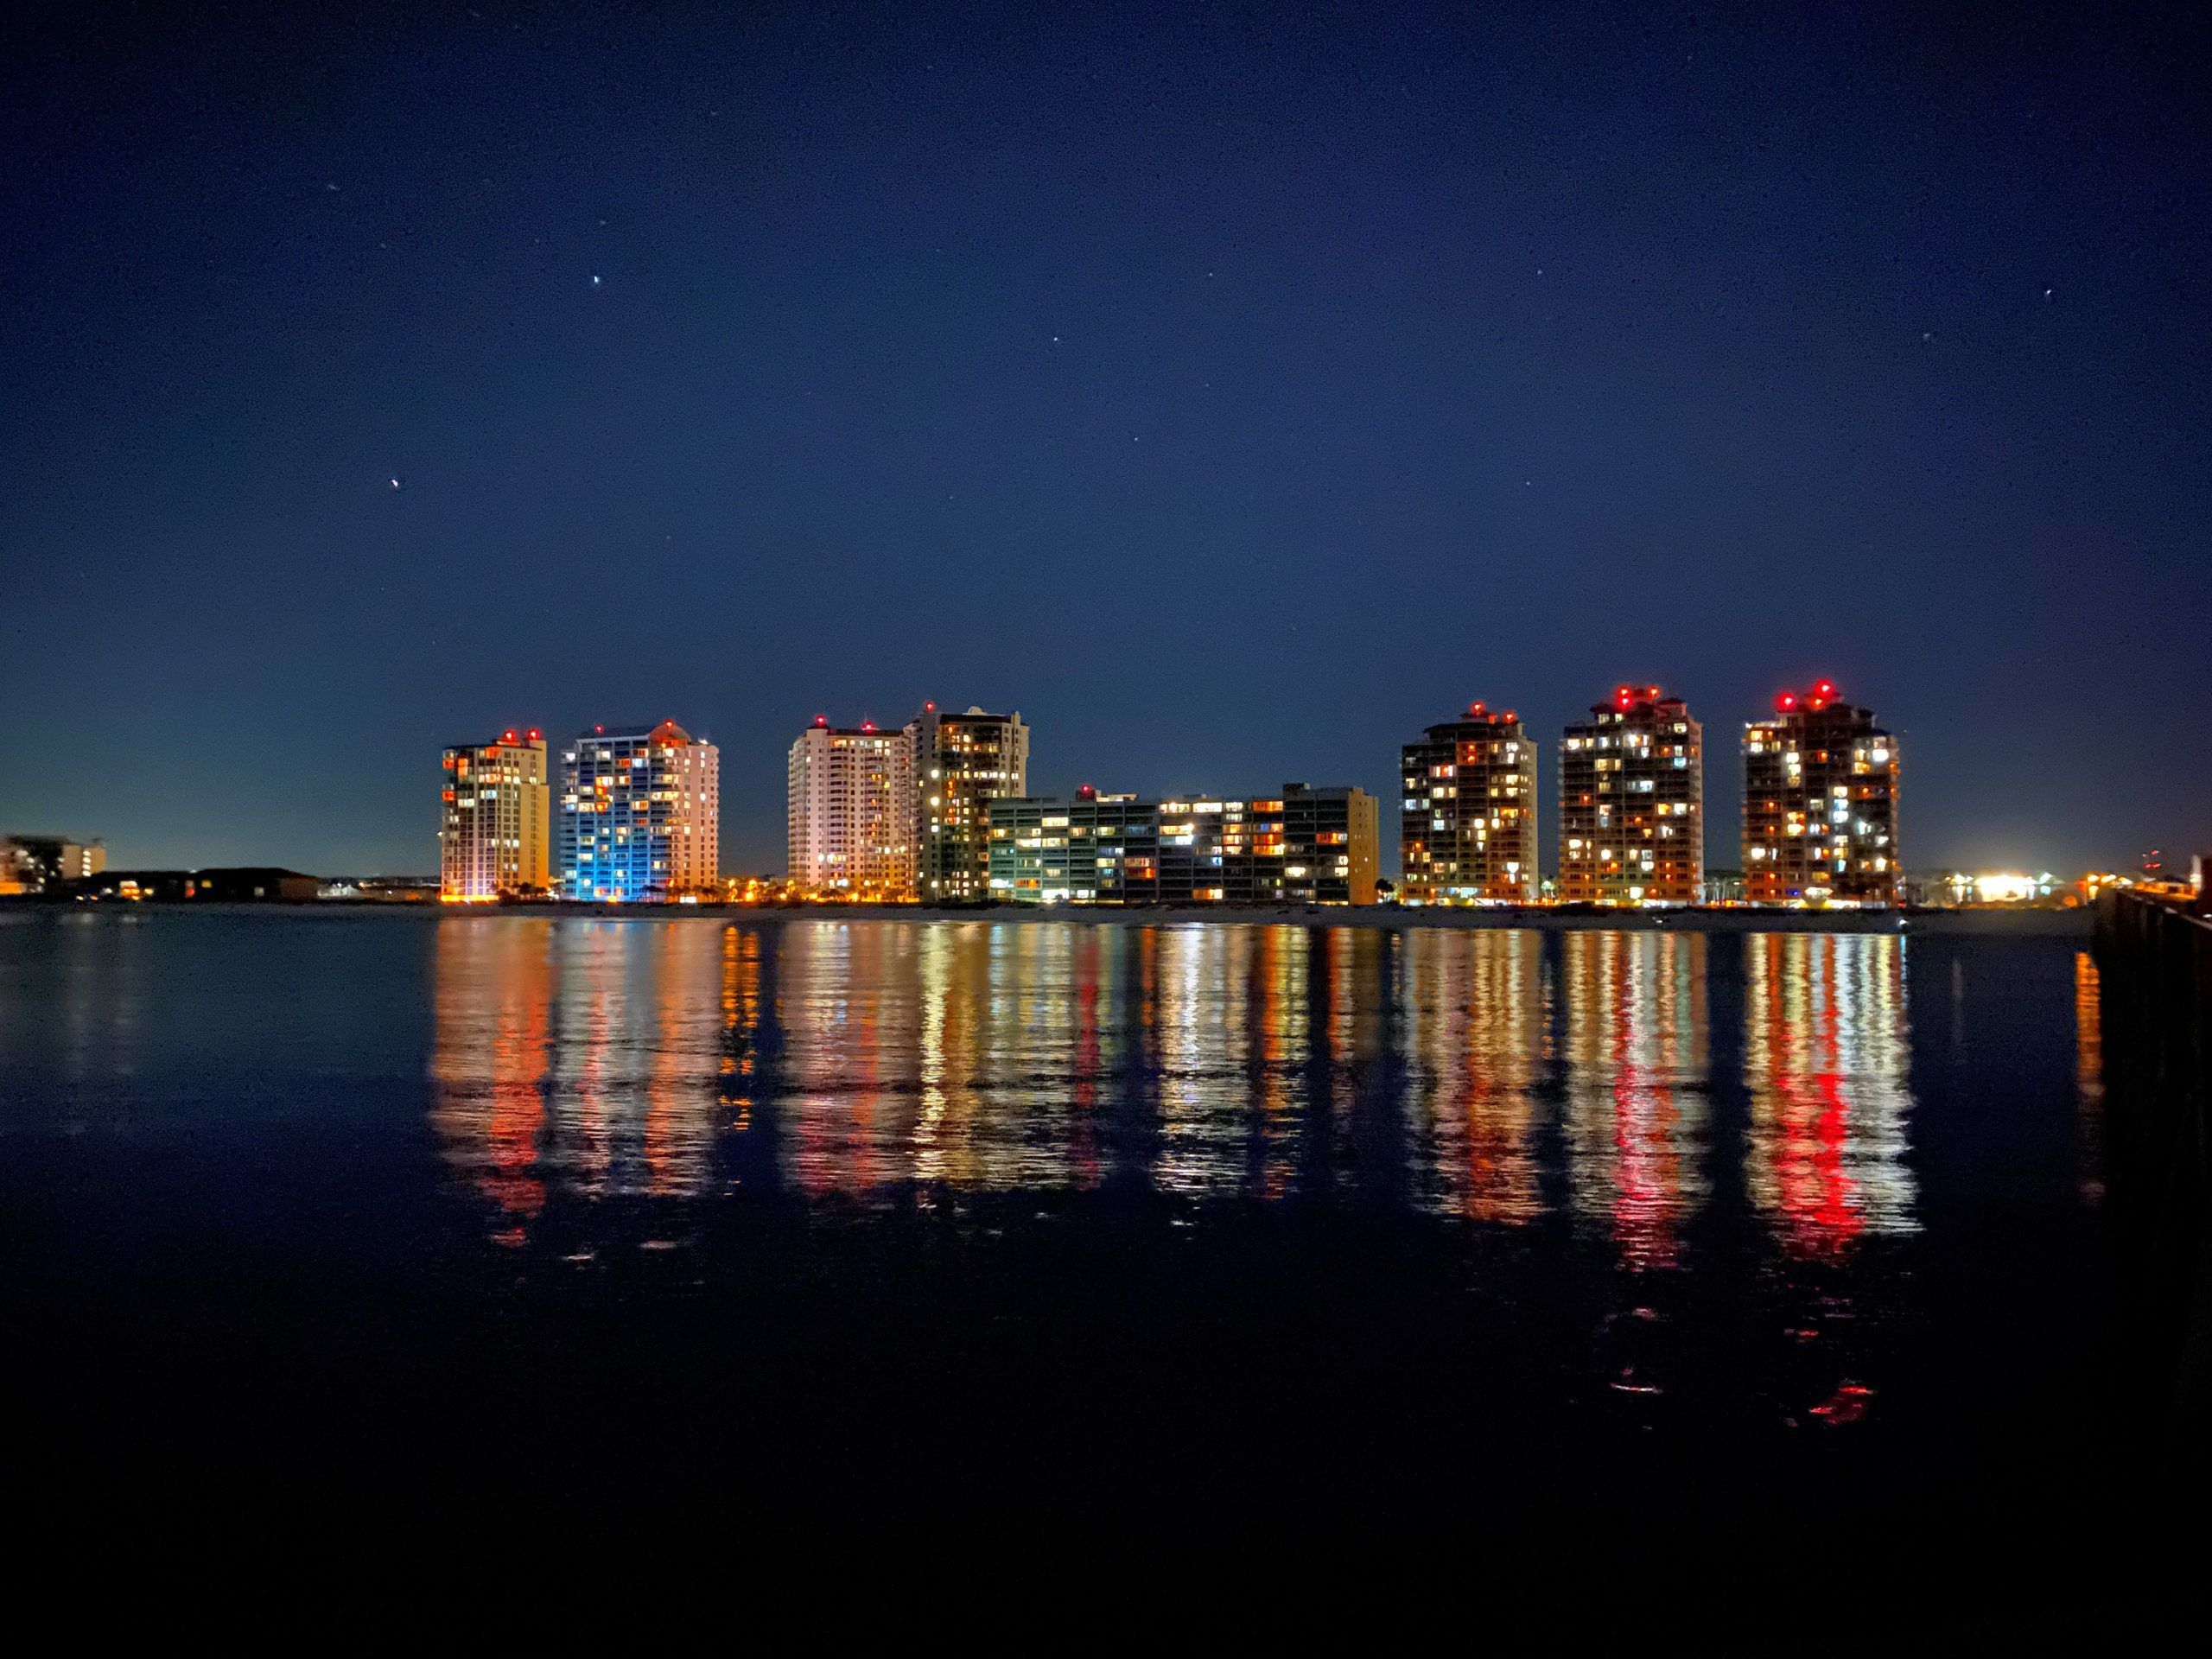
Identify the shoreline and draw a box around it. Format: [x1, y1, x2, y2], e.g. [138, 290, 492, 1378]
[2, 898, 2091, 937]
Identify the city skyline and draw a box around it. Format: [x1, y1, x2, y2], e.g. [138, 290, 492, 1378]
[5, 5, 2207, 878]
[4, 668, 2167, 885]
[440, 675, 1879, 902]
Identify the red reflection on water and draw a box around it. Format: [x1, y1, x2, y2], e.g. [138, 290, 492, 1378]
[1070, 928, 1103, 1191]
[1808, 1382, 1872, 1426]
[721, 923, 760, 1134]
[1744, 934, 1913, 1257]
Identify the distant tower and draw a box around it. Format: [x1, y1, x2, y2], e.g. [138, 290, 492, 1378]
[787, 716, 918, 897]
[1399, 701, 1539, 903]
[439, 729, 550, 900]
[1558, 685, 1703, 906]
[558, 720, 720, 901]
[906, 702, 1029, 903]
[1742, 681, 1899, 906]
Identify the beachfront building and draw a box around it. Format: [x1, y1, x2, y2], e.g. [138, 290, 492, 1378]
[439, 728, 550, 900]
[786, 716, 918, 898]
[558, 720, 720, 901]
[1558, 685, 1703, 906]
[0, 833, 105, 895]
[1282, 782, 1381, 905]
[1742, 680, 1900, 906]
[908, 702, 1029, 903]
[988, 784, 1378, 906]
[987, 788, 1160, 904]
[1399, 702, 1538, 904]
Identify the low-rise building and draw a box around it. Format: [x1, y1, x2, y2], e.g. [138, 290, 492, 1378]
[988, 788, 1160, 903]
[1282, 782, 1380, 905]
[2, 834, 105, 894]
[321, 875, 439, 902]
[65, 868, 321, 902]
[988, 783, 1378, 906]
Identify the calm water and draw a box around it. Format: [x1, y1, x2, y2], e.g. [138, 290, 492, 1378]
[0, 910, 2126, 1605]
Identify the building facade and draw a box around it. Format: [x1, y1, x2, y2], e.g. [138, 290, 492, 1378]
[1282, 783, 1380, 905]
[439, 729, 550, 900]
[63, 868, 320, 902]
[0, 834, 105, 895]
[786, 717, 918, 897]
[988, 789, 1161, 903]
[908, 703, 1029, 903]
[1399, 702, 1538, 903]
[559, 720, 720, 901]
[1742, 681, 1900, 906]
[988, 783, 1378, 906]
[1558, 685, 1703, 906]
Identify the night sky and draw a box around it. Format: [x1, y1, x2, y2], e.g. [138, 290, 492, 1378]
[5, 2, 2206, 878]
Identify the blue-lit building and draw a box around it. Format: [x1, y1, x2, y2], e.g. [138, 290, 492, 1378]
[558, 720, 721, 901]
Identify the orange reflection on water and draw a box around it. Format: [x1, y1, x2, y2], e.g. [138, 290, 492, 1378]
[783, 923, 924, 1196]
[2073, 950, 2103, 1205]
[721, 922, 760, 1134]
[1245, 926, 1301, 1203]
[434, 920, 727, 1227]
[1397, 930, 1546, 1224]
[1742, 933, 1915, 1256]
[1563, 931, 1708, 1268]
[429, 918, 552, 1221]
[643, 926, 716, 1197]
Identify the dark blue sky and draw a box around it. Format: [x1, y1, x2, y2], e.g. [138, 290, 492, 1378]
[5, 1, 2207, 877]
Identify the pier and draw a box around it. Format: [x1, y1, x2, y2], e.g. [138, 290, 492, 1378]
[2093, 889, 2212, 1431]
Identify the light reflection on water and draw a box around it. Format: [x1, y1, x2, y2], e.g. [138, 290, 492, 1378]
[1562, 931, 1708, 1268]
[1743, 931, 1916, 1256]
[429, 919, 1936, 1264]
[1397, 928, 1547, 1224]
[0, 909, 2118, 1499]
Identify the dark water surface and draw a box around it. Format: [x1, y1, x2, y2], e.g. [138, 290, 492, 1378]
[0, 910, 2142, 1619]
